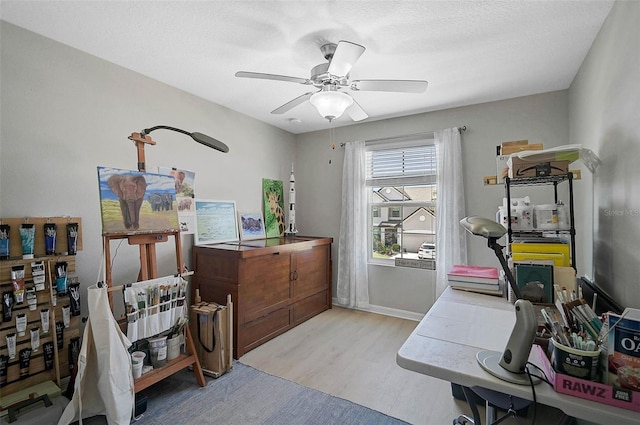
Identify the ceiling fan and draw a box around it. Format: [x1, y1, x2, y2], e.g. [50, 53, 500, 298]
[235, 40, 428, 122]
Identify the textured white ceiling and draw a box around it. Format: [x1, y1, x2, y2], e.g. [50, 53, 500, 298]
[0, 0, 614, 134]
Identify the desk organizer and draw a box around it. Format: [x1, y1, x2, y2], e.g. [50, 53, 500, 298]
[534, 345, 640, 412]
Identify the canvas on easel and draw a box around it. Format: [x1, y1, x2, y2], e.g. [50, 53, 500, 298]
[98, 166, 179, 234]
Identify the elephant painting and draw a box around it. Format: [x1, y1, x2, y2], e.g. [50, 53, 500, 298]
[161, 193, 174, 211]
[148, 193, 163, 212]
[148, 193, 174, 211]
[99, 166, 180, 234]
[108, 174, 147, 230]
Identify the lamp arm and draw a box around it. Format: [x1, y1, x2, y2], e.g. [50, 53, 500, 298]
[140, 125, 229, 153]
[487, 237, 522, 300]
[141, 126, 190, 137]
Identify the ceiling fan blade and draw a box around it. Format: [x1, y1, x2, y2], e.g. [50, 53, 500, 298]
[271, 92, 315, 114]
[327, 41, 365, 77]
[235, 71, 310, 85]
[351, 79, 428, 93]
[346, 98, 368, 122]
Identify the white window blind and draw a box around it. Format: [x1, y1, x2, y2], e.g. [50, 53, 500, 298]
[365, 143, 436, 187]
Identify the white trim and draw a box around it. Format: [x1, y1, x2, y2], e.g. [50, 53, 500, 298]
[332, 298, 424, 322]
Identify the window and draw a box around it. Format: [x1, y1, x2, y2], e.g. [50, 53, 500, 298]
[366, 138, 437, 264]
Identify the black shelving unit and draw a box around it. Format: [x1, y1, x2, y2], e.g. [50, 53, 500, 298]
[504, 172, 576, 271]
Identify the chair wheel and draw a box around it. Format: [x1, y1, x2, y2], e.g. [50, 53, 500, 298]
[453, 415, 474, 425]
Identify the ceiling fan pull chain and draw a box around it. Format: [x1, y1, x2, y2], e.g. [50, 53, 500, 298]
[329, 121, 335, 165]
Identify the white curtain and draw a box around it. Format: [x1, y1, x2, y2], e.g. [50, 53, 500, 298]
[336, 141, 370, 308]
[434, 128, 467, 298]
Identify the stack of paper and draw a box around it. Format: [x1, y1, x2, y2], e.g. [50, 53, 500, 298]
[447, 264, 502, 295]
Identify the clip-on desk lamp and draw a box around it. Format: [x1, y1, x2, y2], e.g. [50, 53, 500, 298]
[460, 217, 540, 386]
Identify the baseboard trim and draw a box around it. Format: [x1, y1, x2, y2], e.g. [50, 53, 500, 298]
[332, 298, 424, 322]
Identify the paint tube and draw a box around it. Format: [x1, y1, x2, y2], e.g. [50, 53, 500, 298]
[67, 222, 78, 255]
[16, 313, 27, 337]
[26, 286, 37, 311]
[56, 321, 64, 349]
[19, 347, 32, 379]
[40, 308, 50, 333]
[69, 282, 81, 316]
[69, 337, 80, 371]
[31, 260, 46, 291]
[43, 341, 55, 370]
[6, 333, 16, 359]
[2, 290, 14, 322]
[19, 223, 35, 259]
[11, 265, 25, 304]
[30, 327, 40, 352]
[0, 224, 9, 260]
[62, 305, 71, 328]
[55, 261, 68, 295]
[52, 289, 57, 307]
[44, 222, 57, 255]
[0, 355, 8, 387]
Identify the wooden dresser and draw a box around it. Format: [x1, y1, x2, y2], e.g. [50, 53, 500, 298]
[193, 236, 332, 359]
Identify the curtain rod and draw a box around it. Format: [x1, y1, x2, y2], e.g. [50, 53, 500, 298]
[339, 125, 467, 148]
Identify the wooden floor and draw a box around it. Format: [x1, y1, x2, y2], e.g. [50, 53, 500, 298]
[240, 306, 567, 425]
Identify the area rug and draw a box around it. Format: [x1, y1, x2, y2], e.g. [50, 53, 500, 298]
[132, 362, 409, 424]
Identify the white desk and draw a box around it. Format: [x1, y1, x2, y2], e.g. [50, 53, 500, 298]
[396, 286, 638, 425]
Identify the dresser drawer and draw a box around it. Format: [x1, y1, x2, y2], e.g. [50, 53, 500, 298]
[292, 291, 329, 325]
[240, 307, 291, 354]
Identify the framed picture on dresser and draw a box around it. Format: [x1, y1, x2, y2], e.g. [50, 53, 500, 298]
[238, 212, 266, 240]
[194, 199, 239, 245]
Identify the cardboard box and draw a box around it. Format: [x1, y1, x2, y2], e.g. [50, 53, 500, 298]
[501, 143, 544, 155]
[190, 301, 233, 378]
[508, 158, 569, 179]
[535, 345, 640, 412]
[496, 155, 510, 184]
[501, 139, 529, 148]
[605, 311, 640, 389]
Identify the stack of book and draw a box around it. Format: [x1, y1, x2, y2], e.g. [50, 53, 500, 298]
[447, 264, 502, 295]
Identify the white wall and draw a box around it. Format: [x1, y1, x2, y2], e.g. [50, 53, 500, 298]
[569, 0, 640, 309]
[0, 22, 296, 314]
[295, 91, 571, 315]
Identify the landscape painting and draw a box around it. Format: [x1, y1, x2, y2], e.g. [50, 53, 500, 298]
[98, 167, 179, 234]
[262, 178, 285, 238]
[194, 200, 239, 245]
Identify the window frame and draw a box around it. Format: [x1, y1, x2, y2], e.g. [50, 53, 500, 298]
[365, 137, 437, 266]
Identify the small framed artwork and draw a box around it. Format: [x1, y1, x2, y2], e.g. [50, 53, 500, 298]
[238, 212, 266, 240]
[194, 200, 239, 245]
[514, 263, 554, 303]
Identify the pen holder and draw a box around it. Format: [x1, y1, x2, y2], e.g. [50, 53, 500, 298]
[551, 338, 600, 382]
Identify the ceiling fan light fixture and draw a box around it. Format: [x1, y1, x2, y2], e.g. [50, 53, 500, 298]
[309, 90, 353, 121]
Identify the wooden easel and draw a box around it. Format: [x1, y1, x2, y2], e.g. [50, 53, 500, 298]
[101, 132, 205, 392]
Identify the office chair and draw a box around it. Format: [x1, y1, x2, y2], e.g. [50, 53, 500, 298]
[453, 386, 531, 425]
